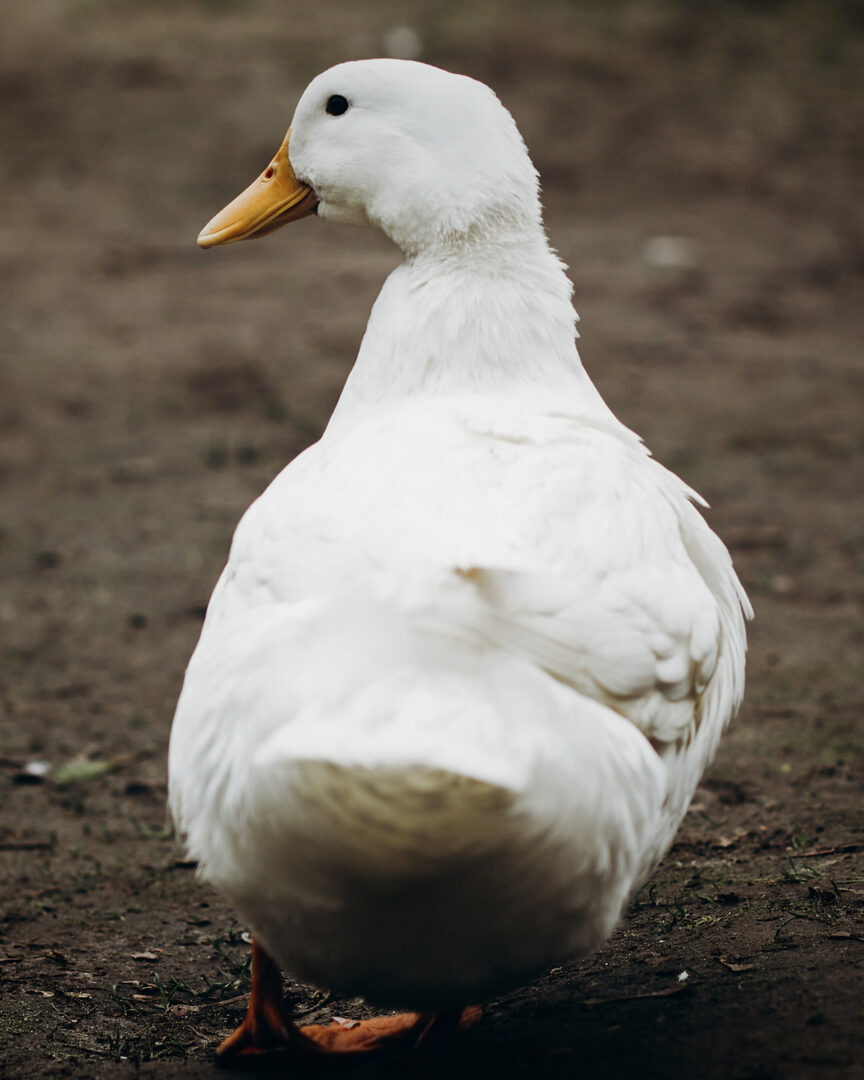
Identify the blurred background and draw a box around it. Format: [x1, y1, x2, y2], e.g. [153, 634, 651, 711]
[1, 2, 862, 1078]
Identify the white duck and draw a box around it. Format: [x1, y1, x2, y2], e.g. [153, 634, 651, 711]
[169, 59, 751, 1060]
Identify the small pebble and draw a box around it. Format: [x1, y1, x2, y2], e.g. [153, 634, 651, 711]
[642, 235, 696, 269]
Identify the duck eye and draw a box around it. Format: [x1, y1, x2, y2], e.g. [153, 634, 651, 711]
[326, 94, 349, 117]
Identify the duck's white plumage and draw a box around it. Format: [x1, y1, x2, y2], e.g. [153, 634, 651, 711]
[169, 59, 751, 1011]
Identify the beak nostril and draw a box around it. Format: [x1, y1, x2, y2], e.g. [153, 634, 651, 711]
[264, 166, 276, 180]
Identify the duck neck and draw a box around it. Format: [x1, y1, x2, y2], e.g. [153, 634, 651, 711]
[328, 230, 606, 422]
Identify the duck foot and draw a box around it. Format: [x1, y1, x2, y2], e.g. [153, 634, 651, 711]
[301, 1004, 482, 1053]
[216, 937, 481, 1064]
[216, 938, 302, 1059]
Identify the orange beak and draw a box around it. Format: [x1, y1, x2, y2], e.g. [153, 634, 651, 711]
[197, 128, 317, 249]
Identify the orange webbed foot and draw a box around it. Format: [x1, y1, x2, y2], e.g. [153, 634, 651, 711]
[299, 1004, 482, 1054]
[216, 937, 482, 1064]
[216, 938, 307, 1060]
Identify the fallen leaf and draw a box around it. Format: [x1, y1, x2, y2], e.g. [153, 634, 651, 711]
[718, 956, 755, 972]
[130, 952, 159, 962]
[54, 759, 112, 786]
[792, 844, 861, 859]
[584, 984, 690, 1006]
[168, 1003, 199, 1018]
[54, 748, 155, 787]
[0, 839, 54, 851]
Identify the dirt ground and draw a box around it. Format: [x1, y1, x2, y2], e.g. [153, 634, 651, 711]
[1, 2, 862, 1077]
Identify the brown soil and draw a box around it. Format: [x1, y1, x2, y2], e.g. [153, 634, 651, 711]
[1, 2, 862, 1078]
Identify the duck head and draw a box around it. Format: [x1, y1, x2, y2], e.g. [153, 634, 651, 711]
[197, 59, 542, 256]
